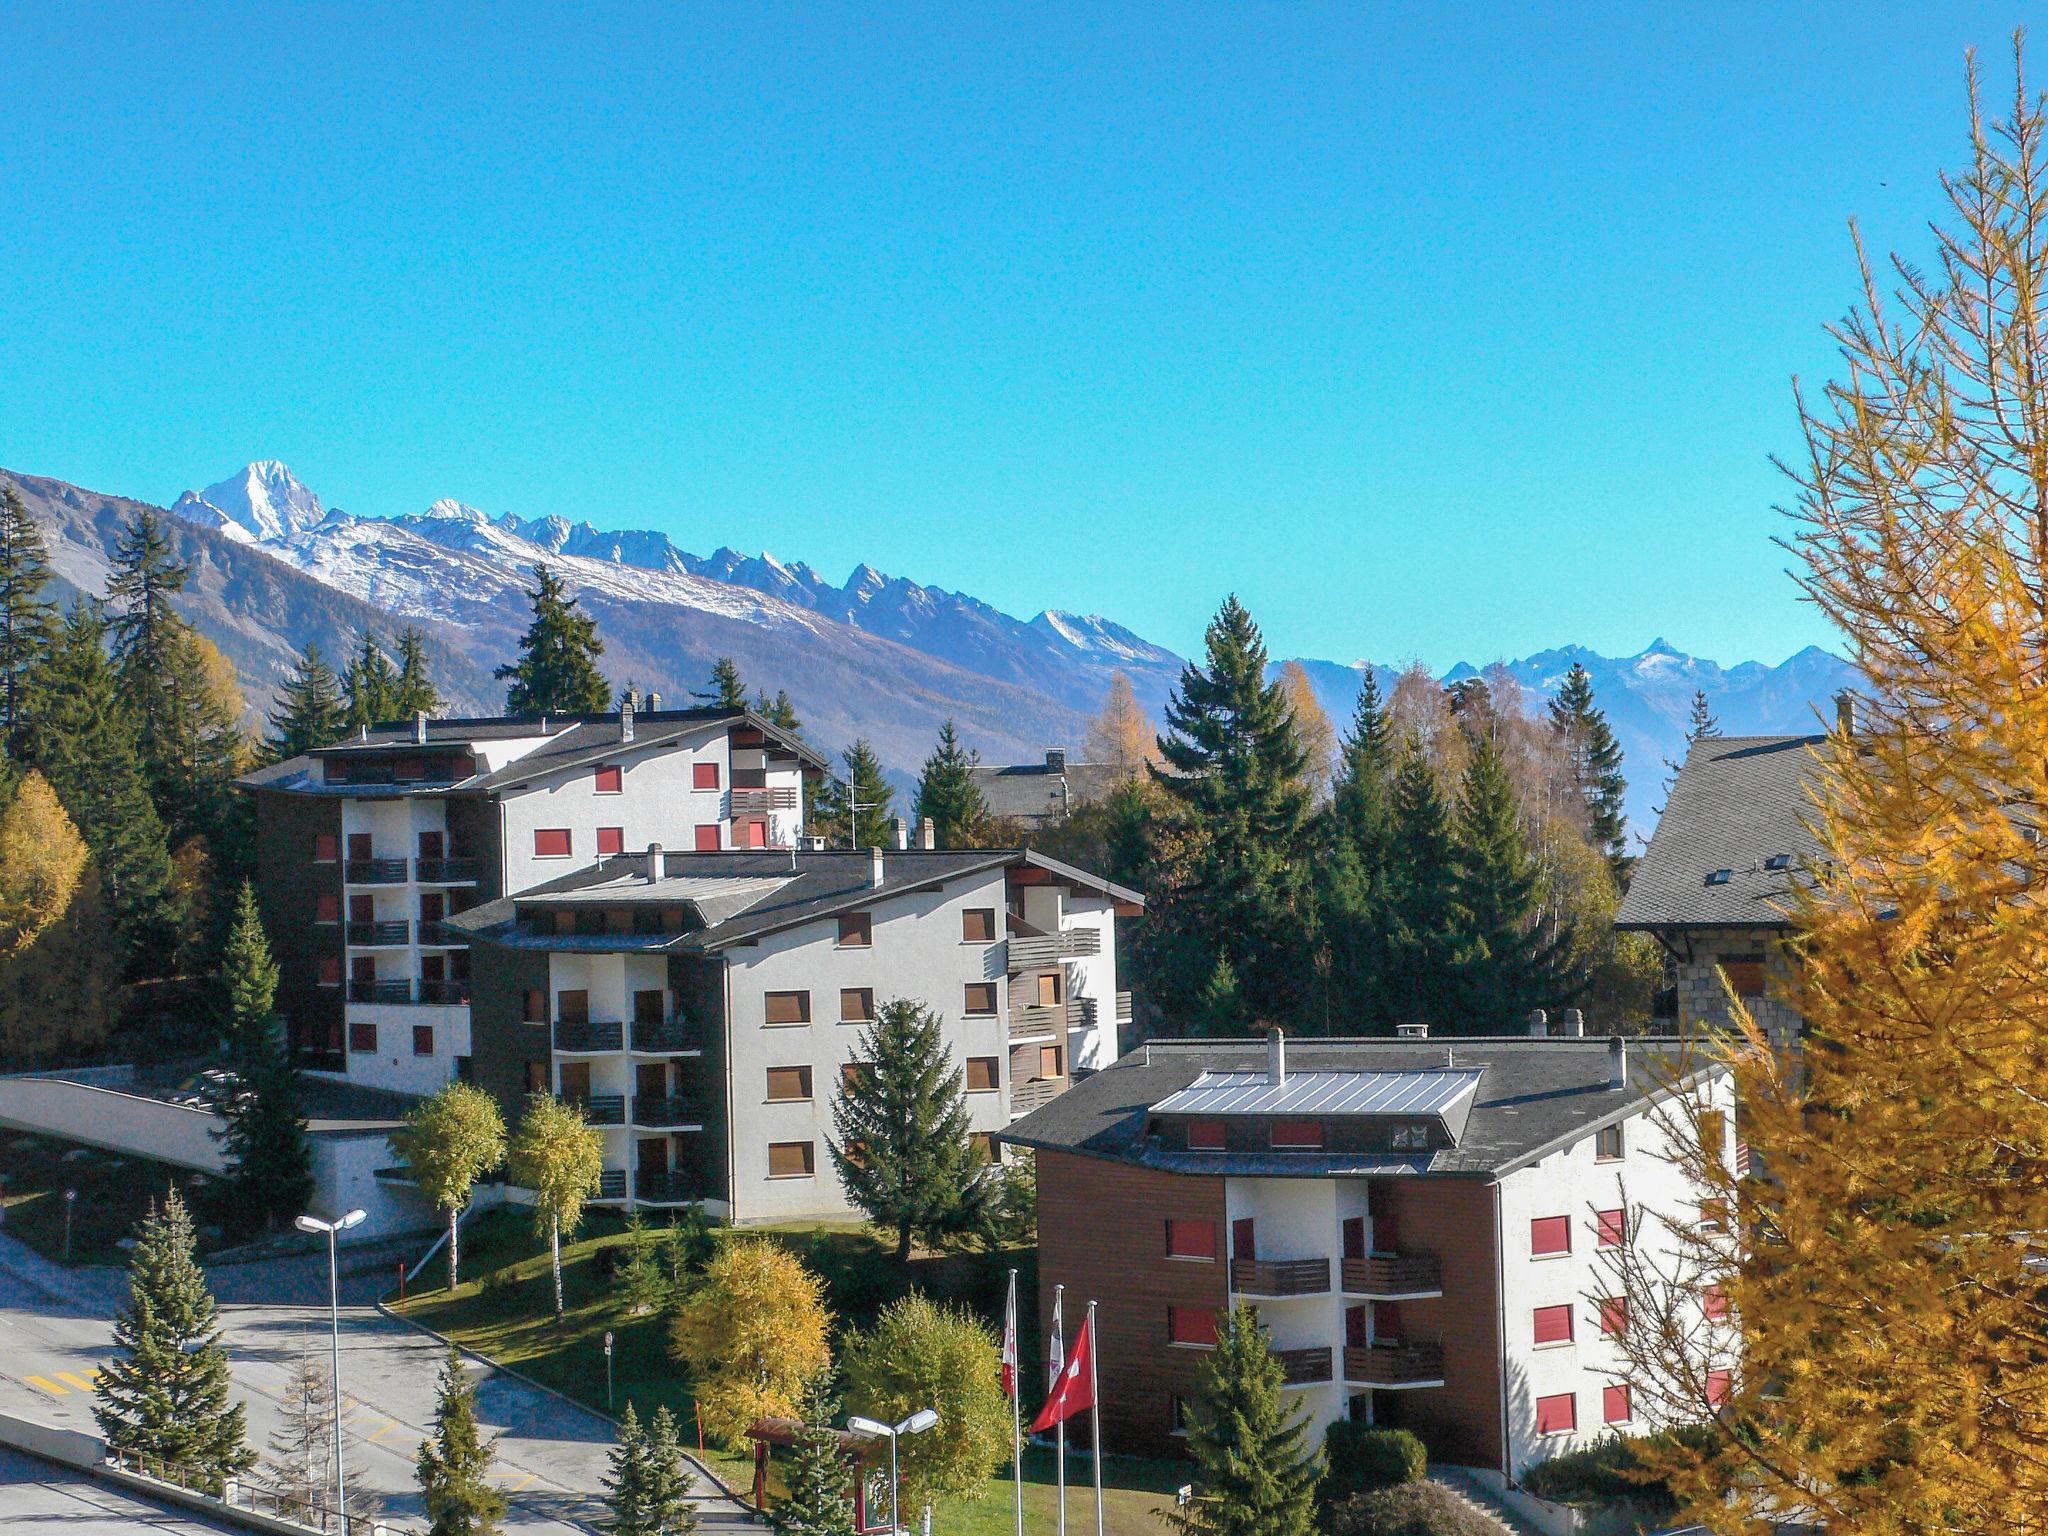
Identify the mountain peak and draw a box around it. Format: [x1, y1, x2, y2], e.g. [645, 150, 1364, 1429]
[169, 459, 329, 544]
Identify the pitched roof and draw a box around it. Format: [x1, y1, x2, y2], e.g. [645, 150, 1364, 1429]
[999, 1035, 1716, 1178]
[1615, 734, 1826, 932]
[969, 760, 1133, 824]
[446, 846, 1142, 954]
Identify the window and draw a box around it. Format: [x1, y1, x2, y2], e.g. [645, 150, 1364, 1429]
[969, 1132, 996, 1162]
[1039, 1044, 1065, 1078]
[763, 991, 811, 1026]
[597, 826, 625, 856]
[1170, 1396, 1194, 1435]
[1535, 1392, 1577, 1436]
[348, 1021, 376, 1053]
[1699, 1109, 1729, 1159]
[315, 893, 339, 923]
[1187, 1119, 1226, 1151]
[1599, 1297, 1629, 1336]
[1720, 958, 1765, 996]
[534, 828, 572, 858]
[767, 1141, 815, 1178]
[694, 824, 721, 851]
[524, 1061, 548, 1094]
[693, 762, 720, 791]
[523, 988, 545, 1023]
[1603, 1384, 1632, 1425]
[1531, 1216, 1571, 1256]
[839, 987, 875, 1023]
[1533, 1305, 1574, 1346]
[1596, 1208, 1627, 1249]
[347, 833, 372, 861]
[1165, 1220, 1217, 1260]
[1271, 1119, 1324, 1150]
[633, 990, 666, 1024]
[1167, 1306, 1218, 1348]
[1036, 972, 1063, 1006]
[740, 819, 768, 849]
[965, 1057, 1000, 1093]
[1390, 1123, 1429, 1151]
[836, 913, 873, 948]
[1703, 1285, 1730, 1322]
[556, 989, 590, 1024]
[595, 765, 622, 794]
[1596, 1124, 1624, 1161]
[964, 982, 998, 1016]
[1705, 1369, 1733, 1407]
[766, 1066, 813, 1102]
[314, 833, 339, 862]
[412, 1025, 435, 1057]
[840, 1063, 862, 1092]
[318, 957, 342, 987]
[1700, 1198, 1730, 1234]
[962, 908, 996, 943]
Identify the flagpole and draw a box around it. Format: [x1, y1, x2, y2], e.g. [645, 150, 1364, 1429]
[1009, 1268, 1023, 1536]
[1053, 1283, 1067, 1536]
[1088, 1300, 1104, 1536]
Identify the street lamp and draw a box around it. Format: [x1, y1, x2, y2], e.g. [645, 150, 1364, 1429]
[62, 1188, 76, 1260]
[847, 1409, 939, 1535]
[295, 1208, 366, 1526]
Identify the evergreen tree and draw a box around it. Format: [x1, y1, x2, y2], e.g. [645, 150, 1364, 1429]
[1147, 597, 1315, 1022]
[393, 627, 446, 718]
[753, 688, 803, 735]
[343, 632, 401, 731]
[218, 882, 280, 1059]
[1658, 688, 1721, 813]
[911, 720, 989, 847]
[1451, 734, 1572, 1032]
[0, 483, 56, 759]
[94, 1189, 253, 1489]
[773, 1378, 855, 1536]
[694, 657, 748, 709]
[417, 1346, 506, 1536]
[600, 1402, 658, 1536]
[813, 739, 894, 849]
[265, 1336, 377, 1522]
[644, 1407, 697, 1536]
[1319, 671, 1397, 1031]
[495, 564, 610, 715]
[32, 602, 181, 971]
[1161, 1307, 1320, 1536]
[1329, 670, 1396, 860]
[1190, 953, 1245, 1037]
[616, 1212, 668, 1314]
[1378, 733, 1464, 1032]
[829, 998, 989, 1261]
[213, 884, 311, 1229]
[265, 644, 347, 761]
[1548, 662, 1630, 882]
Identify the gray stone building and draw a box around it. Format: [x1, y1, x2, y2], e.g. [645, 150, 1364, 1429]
[969, 748, 1131, 830]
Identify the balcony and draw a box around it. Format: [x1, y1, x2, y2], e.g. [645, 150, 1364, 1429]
[594, 1169, 628, 1201]
[1343, 1342, 1446, 1389]
[1006, 930, 1102, 972]
[1341, 1253, 1444, 1299]
[631, 1095, 700, 1129]
[346, 920, 410, 947]
[635, 1169, 699, 1205]
[416, 856, 480, 885]
[1232, 1257, 1332, 1298]
[419, 979, 470, 1005]
[572, 1094, 626, 1126]
[1116, 990, 1133, 1026]
[1009, 999, 1076, 1044]
[629, 1018, 695, 1053]
[1273, 1346, 1335, 1387]
[348, 979, 413, 1005]
[1010, 1076, 1066, 1116]
[418, 920, 469, 947]
[730, 785, 799, 814]
[554, 1019, 625, 1053]
[345, 858, 409, 885]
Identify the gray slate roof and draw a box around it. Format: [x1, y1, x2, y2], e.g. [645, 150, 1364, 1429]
[970, 760, 1133, 825]
[1000, 1035, 1716, 1178]
[1616, 734, 1825, 932]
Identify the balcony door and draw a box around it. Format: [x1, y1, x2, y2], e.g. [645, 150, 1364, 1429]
[1372, 1203, 1399, 1254]
[1342, 1216, 1366, 1261]
[350, 956, 376, 984]
[347, 833, 372, 861]
[419, 830, 444, 860]
[635, 1062, 666, 1099]
[556, 989, 590, 1025]
[558, 1061, 591, 1101]
[633, 989, 665, 1025]
[421, 953, 446, 983]
[1345, 1304, 1370, 1348]
[638, 1136, 669, 1174]
[1372, 1302, 1402, 1344]
[349, 894, 374, 924]
[1232, 1218, 1256, 1262]
[420, 891, 445, 923]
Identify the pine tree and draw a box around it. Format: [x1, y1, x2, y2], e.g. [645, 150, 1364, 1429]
[1658, 688, 1721, 813]
[772, 1378, 855, 1536]
[32, 602, 181, 972]
[389, 1083, 507, 1289]
[695, 657, 748, 709]
[1161, 1307, 1320, 1536]
[343, 632, 401, 731]
[1320, 671, 1397, 1031]
[265, 1336, 378, 1522]
[0, 483, 56, 759]
[1329, 670, 1395, 861]
[393, 627, 446, 719]
[265, 644, 347, 762]
[644, 1407, 698, 1536]
[601, 1402, 659, 1536]
[417, 1346, 506, 1536]
[912, 720, 989, 847]
[218, 882, 279, 1058]
[829, 998, 989, 1261]
[506, 1091, 605, 1315]
[616, 1212, 667, 1314]
[1451, 734, 1572, 1032]
[213, 884, 311, 1229]
[1190, 953, 1245, 1036]
[496, 564, 610, 715]
[753, 688, 803, 735]
[813, 739, 894, 850]
[94, 1189, 253, 1489]
[1547, 662, 1629, 882]
[1147, 597, 1316, 1022]
[1378, 733, 1464, 1032]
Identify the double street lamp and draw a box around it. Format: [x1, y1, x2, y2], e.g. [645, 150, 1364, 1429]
[847, 1409, 939, 1536]
[295, 1208, 367, 1527]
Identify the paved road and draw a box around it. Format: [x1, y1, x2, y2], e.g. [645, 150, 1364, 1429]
[0, 1233, 756, 1533]
[0, 1444, 242, 1534]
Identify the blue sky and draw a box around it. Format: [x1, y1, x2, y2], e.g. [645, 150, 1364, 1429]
[0, 4, 2021, 667]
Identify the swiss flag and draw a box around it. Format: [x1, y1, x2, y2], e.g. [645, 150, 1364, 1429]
[1001, 1276, 1019, 1399]
[1030, 1312, 1095, 1433]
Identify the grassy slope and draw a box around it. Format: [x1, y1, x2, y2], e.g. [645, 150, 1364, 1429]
[0, 1131, 218, 1265]
[391, 1209, 1182, 1535]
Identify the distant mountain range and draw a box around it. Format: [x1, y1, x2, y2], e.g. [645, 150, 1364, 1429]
[8, 459, 1857, 836]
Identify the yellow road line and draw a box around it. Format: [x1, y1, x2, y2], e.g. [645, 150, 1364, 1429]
[503, 1473, 536, 1493]
[365, 1419, 401, 1444]
[55, 1372, 95, 1392]
[25, 1375, 66, 1396]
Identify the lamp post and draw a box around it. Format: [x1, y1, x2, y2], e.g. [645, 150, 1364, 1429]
[847, 1409, 939, 1535]
[603, 1330, 614, 1413]
[295, 1209, 366, 1527]
[62, 1188, 76, 1260]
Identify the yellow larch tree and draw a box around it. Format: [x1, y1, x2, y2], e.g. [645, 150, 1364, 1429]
[670, 1238, 831, 1448]
[1276, 660, 1336, 801]
[1084, 670, 1159, 780]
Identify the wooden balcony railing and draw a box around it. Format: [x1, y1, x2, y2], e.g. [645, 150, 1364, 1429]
[634, 1170, 698, 1204]
[1232, 1257, 1332, 1297]
[417, 920, 469, 947]
[594, 1169, 628, 1200]
[346, 920, 410, 946]
[630, 1095, 699, 1129]
[415, 857, 480, 884]
[344, 858, 409, 885]
[418, 979, 470, 1005]
[573, 1094, 626, 1126]
[1006, 930, 1102, 972]
[347, 979, 413, 1005]
[1340, 1253, 1443, 1297]
[629, 1018, 694, 1053]
[730, 786, 799, 814]
[554, 1019, 625, 1053]
[1342, 1342, 1445, 1387]
[1009, 999, 1076, 1043]
[1273, 1346, 1335, 1386]
[1010, 1076, 1067, 1116]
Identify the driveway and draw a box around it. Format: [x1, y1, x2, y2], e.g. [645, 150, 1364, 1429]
[0, 1233, 757, 1532]
[0, 1444, 241, 1534]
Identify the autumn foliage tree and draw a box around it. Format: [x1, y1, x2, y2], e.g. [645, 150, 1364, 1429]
[670, 1238, 831, 1448]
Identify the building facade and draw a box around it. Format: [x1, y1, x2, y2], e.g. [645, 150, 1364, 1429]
[1003, 1028, 1734, 1478]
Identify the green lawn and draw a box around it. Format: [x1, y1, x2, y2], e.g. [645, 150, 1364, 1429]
[390, 1209, 1183, 1535]
[0, 1130, 219, 1266]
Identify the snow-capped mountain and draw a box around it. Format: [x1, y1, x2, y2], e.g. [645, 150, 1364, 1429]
[169, 460, 333, 544]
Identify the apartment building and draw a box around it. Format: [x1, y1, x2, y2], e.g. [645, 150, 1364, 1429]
[445, 845, 1141, 1223]
[1002, 1025, 1734, 1478]
[239, 704, 822, 1092]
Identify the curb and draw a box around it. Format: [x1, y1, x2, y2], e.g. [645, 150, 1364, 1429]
[370, 1298, 755, 1514]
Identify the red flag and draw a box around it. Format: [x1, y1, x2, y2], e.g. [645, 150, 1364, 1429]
[1030, 1312, 1096, 1433]
[1001, 1272, 1019, 1399]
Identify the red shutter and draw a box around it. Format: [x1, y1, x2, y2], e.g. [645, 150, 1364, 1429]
[1535, 1392, 1576, 1435]
[534, 828, 572, 857]
[595, 765, 622, 793]
[1602, 1384, 1631, 1424]
[1531, 1216, 1571, 1256]
[1167, 1307, 1218, 1347]
[1706, 1369, 1732, 1406]
[313, 833, 339, 861]
[694, 825, 721, 851]
[1596, 1208, 1627, 1248]
[1187, 1120, 1225, 1150]
[693, 762, 720, 790]
[1270, 1119, 1324, 1149]
[1165, 1220, 1216, 1260]
[1599, 1297, 1628, 1336]
[1532, 1305, 1574, 1345]
[1703, 1284, 1730, 1321]
[597, 826, 625, 856]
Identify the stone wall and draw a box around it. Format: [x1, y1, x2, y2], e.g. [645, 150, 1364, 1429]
[1673, 927, 1802, 1050]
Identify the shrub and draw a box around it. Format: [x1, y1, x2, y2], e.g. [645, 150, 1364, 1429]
[1325, 1483, 1502, 1536]
[1518, 1427, 1711, 1516]
[1322, 1421, 1427, 1503]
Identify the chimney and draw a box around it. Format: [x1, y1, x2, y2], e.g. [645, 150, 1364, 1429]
[646, 842, 664, 883]
[414, 710, 428, 745]
[621, 699, 635, 743]
[1527, 1008, 1549, 1038]
[1395, 1022, 1429, 1039]
[1608, 1035, 1628, 1090]
[1045, 747, 1067, 774]
[1835, 690, 1856, 737]
[869, 847, 885, 889]
[1266, 1027, 1287, 1084]
[918, 817, 936, 850]
[647, 691, 662, 713]
[891, 816, 909, 851]
[1556, 1008, 1584, 1038]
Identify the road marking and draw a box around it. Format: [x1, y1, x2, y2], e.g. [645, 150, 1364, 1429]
[503, 1473, 536, 1493]
[55, 1371, 95, 1392]
[365, 1419, 402, 1443]
[25, 1375, 66, 1396]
